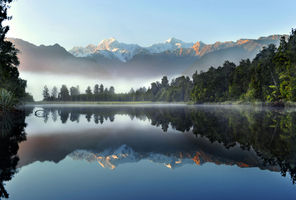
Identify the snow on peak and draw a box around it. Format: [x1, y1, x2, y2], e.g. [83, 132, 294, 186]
[94, 38, 142, 62]
[147, 38, 194, 53]
[69, 37, 195, 61]
[96, 37, 118, 51]
[69, 44, 96, 57]
[70, 38, 142, 62]
[165, 37, 183, 44]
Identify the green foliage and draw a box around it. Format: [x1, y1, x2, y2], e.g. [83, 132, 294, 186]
[38, 29, 296, 104]
[0, 88, 16, 110]
[192, 61, 235, 102]
[0, 0, 26, 101]
[190, 28, 296, 105]
[0, 0, 27, 109]
[43, 76, 193, 103]
[228, 59, 252, 99]
[21, 92, 34, 102]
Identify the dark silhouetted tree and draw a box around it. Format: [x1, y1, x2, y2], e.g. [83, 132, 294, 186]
[42, 85, 50, 101]
[99, 84, 104, 94]
[51, 86, 58, 100]
[60, 85, 70, 101]
[86, 86, 92, 95]
[0, 0, 27, 101]
[94, 84, 99, 95]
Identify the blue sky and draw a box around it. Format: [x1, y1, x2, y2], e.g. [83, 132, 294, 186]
[7, 0, 296, 49]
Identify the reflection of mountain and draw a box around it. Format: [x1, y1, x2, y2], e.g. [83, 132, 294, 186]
[9, 35, 283, 79]
[20, 105, 296, 184]
[69, 144, 278, 171]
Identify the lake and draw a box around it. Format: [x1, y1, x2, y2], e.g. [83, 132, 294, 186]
[1, 104, 296, 199]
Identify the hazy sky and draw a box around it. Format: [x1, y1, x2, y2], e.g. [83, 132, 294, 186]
[7, 0, 296, 49]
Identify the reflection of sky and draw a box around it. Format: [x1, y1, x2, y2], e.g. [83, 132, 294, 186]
[6, 105, 296, 199]
[6, 157, 296, 200]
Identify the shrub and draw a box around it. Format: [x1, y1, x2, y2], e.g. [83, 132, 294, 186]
[0, 88, 17, 111]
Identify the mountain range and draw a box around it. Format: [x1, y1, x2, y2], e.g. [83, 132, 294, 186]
[9, 35, 285, 80]
[69, 37, 195, 62]
[69, 144, 278, 171]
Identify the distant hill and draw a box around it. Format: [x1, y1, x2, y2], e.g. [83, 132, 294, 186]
[184, 35, 286, 75]
[8, 35, 285, 79]
[8, 38, 110, 79]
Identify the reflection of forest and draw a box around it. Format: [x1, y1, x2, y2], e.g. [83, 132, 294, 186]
[38, 105, 296, 183]
[0, 108, 32, 199]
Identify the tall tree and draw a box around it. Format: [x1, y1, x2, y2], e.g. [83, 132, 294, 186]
[85, 86, 92, 95]
[0, 0, 26, 100]
[70, 86, 79, 96]
[161, 76, 169, 88]
[60, 85, 69, 101]
[109, 86, 115, 95]
[99, 84, 104, 94]
[94, 84, 99, 95]
[42, 85, 50, 101]
[51, 86, 58, 99]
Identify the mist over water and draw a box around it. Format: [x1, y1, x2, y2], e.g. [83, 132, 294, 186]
[21, 72, 163, 100]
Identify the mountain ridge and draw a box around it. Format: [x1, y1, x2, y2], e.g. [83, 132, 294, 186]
[69, 35, 285, 62]
[7, 34, 285, 80]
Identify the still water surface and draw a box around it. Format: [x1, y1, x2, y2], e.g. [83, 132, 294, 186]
[1, 104, 296, 199]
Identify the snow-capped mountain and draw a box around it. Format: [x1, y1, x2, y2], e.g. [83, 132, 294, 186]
[10, 35, 284, 80]
[69, 37, 194, 62]
[70, 38, 142, 62]
[70, 44, 96, 57]
[146, 37, 194, 53]
[69, 35, 283, 63]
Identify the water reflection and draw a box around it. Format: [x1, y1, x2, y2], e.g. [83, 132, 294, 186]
[20, 105, 296, 185]
[0, 109, 31, 199]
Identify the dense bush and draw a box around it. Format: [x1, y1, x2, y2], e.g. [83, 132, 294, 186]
[0, 88, 16, 111]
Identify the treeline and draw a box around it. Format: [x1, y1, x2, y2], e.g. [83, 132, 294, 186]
[43, 84, 118, 101]
[192, 29, 296, 104]
[42, 76, 193, 102]
[43, 29, 296, 104]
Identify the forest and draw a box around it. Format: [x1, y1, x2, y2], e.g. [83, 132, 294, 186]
[42, 29, 296, 105]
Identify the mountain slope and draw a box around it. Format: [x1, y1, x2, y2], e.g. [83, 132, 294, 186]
[9, 35, 284, 80]
[184, 35, 284, 75]
[9, 38, 110, 78]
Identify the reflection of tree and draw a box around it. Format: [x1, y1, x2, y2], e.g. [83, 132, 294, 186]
[189, 107, 296, 184]
[51, 109, 57, 122]
[0, 110, 28, 198]
[40, 106, 296, 184]
[85, 113, 92, 122]
[59, 110, 69, 124]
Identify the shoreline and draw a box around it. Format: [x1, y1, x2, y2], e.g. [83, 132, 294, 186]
[199, 101, 296, 108]
[22, 100, 296, 107]
[24, 101, 183, 105]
